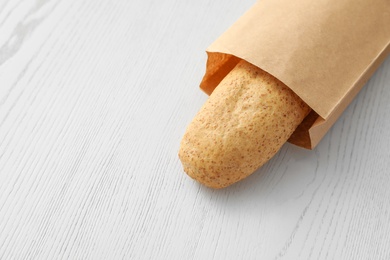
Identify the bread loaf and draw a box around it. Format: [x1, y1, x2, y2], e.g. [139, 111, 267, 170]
[179, 60, 310, 188]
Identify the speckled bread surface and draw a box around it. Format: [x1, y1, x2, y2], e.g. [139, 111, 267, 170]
[179, 60, 311, 189]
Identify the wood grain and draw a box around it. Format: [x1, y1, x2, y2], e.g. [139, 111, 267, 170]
[1, 0, 390, 259]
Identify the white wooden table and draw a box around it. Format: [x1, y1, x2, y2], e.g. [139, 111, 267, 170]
[1, 0, 390, 259]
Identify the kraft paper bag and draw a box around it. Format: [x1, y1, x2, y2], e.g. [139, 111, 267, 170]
[200, 0, 390, 149]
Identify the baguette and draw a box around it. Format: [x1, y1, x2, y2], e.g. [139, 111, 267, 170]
[179, 60, 310, 188]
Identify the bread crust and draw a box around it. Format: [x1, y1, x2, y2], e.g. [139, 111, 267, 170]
[179, 60, 310, 188]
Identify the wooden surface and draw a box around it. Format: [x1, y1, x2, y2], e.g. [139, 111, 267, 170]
[1, 0, 390, 259]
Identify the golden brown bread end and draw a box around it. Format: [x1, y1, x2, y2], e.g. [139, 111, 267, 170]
[179, 60, 310, 188]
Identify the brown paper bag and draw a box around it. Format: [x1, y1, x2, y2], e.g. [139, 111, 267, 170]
[200, 0, 390, 149]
